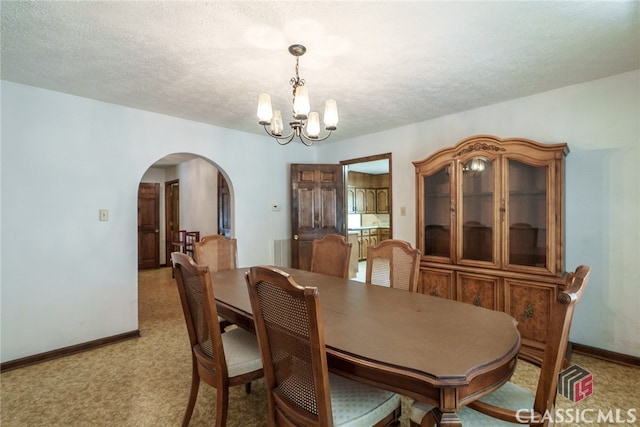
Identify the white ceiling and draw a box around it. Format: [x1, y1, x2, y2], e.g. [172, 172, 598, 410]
[2, 1, 639, 144]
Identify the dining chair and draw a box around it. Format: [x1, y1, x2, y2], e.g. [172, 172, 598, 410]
[309, 233, 353, 279]
[366, 239, 421, 292]
[245, 265, 402, 427]
[194, 234, 238, 331]
[194, 234, 237, 271]
[410, 265, 591, 427]
[171, 252, 263, 427]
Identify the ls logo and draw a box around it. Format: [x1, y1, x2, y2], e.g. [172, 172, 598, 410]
[558, 364, 593, 402]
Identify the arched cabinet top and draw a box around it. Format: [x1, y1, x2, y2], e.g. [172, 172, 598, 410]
[413, 134, 569, 170]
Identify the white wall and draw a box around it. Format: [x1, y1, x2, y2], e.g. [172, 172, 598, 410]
[317, 70, 640, 357]
[2, 70, 638, 362]
[0, 81, 314, 362]
[177, 158, 219, 237]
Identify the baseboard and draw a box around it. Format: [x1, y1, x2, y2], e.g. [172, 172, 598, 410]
[569, 341, 640, 368]
[0, 330, 140, 373]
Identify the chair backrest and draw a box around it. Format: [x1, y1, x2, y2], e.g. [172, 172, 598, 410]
[309, 233, 352, 279]
[193, 234, 237, 272]
[171, 252, 229, 379]
[245, 266, 333, 427]
[533, 265, 591, 417]
[366, 239, 421, 292]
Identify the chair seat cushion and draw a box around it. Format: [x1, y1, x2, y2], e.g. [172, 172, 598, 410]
[410, 381, 535, 426]
[329, 373, 401, 427]
[221, 327, 263, 377]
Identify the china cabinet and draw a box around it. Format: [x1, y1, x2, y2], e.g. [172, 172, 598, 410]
[414, 135, 568, 362]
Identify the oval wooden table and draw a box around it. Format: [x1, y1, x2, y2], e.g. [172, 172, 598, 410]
[211, 267, 521, 426]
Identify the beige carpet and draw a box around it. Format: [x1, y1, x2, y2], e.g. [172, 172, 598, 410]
[2, 267, 638, 426]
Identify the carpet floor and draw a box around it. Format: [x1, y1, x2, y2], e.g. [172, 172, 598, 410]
[2, 267, 638, 426]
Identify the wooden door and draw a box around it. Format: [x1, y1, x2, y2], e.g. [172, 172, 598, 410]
[291, 164, 345, 270]
[138, 183, 160, 269]
[165, 180, 180, 265]
[218, 172, 231, 238]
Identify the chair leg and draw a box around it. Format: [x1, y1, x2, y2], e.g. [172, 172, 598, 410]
[216, 387, 230, 427]
[182, 361, 200, 427]
[244, 382, 252, 394]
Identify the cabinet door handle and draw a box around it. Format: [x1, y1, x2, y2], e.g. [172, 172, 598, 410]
[521, 302, 534, 320]
[473, 293, 482, 306]
[293, 235, 299, 240]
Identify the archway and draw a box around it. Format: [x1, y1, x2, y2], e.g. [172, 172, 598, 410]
[139, 153, 234, 269]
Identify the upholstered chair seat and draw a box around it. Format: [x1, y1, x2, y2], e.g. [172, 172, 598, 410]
[198, 327, 263, 377]
[329, 373, 401, 426]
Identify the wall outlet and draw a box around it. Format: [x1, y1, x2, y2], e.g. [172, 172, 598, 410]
[400, 206, 407, 216]
[99, 209, 109, 221]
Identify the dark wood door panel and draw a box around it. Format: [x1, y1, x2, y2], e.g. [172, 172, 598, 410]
[291, 164, 344, 269]
[138, 182, 160, 269]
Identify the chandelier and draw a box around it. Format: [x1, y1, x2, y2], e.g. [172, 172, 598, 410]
[257, 44, 338, 146]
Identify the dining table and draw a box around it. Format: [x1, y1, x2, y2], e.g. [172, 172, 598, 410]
[210, 266, 521, 426]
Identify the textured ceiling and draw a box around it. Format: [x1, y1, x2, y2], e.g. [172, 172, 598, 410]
[2, 1, 639, 143]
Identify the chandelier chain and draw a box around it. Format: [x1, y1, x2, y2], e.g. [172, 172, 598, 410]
[290, 57, 305, 100]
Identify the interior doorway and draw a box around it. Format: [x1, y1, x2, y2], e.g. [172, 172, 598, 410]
[165, 180, 180, 265]
[340, 153, 392, 280]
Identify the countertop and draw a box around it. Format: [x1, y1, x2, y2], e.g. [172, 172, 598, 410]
[348, 226, 390, 231]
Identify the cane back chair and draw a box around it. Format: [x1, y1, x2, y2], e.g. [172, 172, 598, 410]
[310, 233, 353, 279]
[171, 252, 263, 426]
[366, 239, 421, 292]
[193, 234, 238, 331]
[245, 265, 401, 427]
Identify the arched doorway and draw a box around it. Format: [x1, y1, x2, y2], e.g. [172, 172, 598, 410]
[138, 153, 234, 268]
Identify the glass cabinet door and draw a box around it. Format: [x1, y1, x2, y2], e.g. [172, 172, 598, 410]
[507, 159, 548, 268]
[460, 157, 495, 263]
[423, 165, 452, 259]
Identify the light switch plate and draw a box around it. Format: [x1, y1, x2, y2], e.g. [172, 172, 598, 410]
[99, 209, 109, 221]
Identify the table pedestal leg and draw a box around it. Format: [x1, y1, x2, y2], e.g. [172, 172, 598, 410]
[430, 408, 462, 427]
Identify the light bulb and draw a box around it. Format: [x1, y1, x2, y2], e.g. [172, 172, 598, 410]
[257, 93, 273, 124]
[324, 99, 338, 130]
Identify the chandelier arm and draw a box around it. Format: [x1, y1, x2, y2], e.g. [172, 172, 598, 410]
[298, 134, 315, 147]
[300, 128, 334, 143]
[263, 125, 296, 145]
[277, 133, 297, 145]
